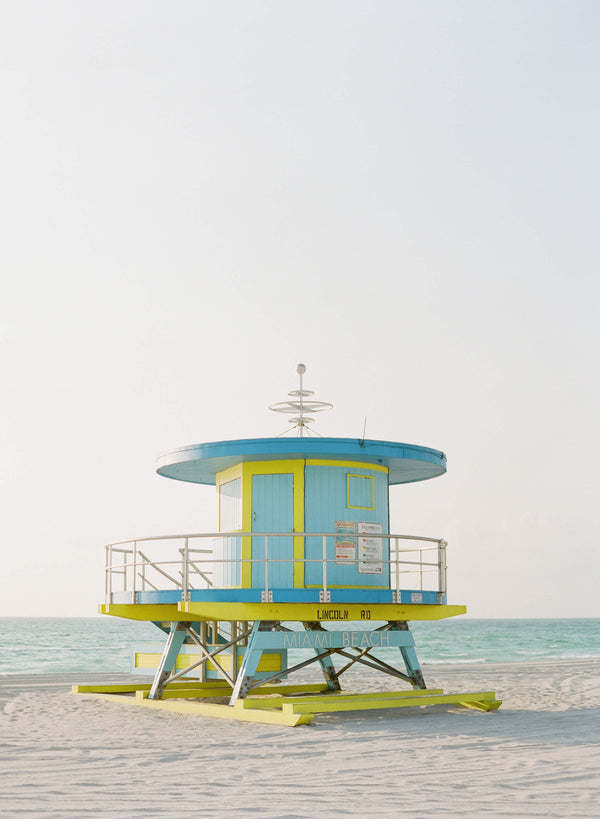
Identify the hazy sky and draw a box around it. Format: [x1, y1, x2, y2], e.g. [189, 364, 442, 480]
[1, 1, 598, 618]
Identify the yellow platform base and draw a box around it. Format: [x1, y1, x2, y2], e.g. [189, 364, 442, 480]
[73, 681, 501, 727]
[99, 602, 467, 622]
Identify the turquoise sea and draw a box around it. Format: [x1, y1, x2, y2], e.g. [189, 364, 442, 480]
[0, 617, 598, 676]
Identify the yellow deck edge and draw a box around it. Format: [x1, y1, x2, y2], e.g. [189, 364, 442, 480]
[99, 602, 466, 622]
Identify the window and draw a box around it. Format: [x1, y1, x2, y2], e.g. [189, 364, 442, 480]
[347, 474, 375, 510]
[219, 478, 242, 530]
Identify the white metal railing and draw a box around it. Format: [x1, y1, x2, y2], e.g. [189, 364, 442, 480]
[104, 531, 448, 604]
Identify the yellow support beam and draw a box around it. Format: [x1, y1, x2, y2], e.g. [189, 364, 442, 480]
[72, 681, 230, 695]
[72, 681, 331, 698]
[138, 687, 230, 700]
[251, 682, 331, 696]
[135, 683, 333, 701]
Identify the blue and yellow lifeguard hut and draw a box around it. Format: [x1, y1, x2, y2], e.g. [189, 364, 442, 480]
[75, 365, 501, 725]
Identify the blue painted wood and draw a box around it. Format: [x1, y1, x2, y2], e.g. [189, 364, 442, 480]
[229, 621, 264, 702]
[389, 622, 426, 688]
[304, 465, 389, 588]
[156, 437, 446, 485]
[148, 622, 187, 699]
[251, 473, 294, 589]
[252, 629, 416, 650]
[303, 623, 341, 690]
[129, 588, 446, 605]
[348, 474, 374, 508]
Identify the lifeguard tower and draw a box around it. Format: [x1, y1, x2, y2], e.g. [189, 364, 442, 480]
[75, 366, 501, 725]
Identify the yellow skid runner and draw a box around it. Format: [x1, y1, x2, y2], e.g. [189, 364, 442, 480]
[73, 682, 501, 726]
[278, 690, 501, 715]
[79, 691, 313, 726]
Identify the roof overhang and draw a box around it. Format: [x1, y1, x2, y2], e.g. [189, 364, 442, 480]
[156, 437, 446, 486]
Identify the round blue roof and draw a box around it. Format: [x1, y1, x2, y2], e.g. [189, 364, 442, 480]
[156, 437, 446, 485]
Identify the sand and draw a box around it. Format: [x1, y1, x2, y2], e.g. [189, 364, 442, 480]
[1, 659, 599, 817]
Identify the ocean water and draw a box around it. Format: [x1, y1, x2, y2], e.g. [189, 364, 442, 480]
[0, 617, 598, 676]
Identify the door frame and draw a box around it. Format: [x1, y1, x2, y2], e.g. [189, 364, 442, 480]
[240, 460, 305, 589]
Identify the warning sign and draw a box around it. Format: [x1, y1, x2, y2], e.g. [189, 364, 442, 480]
[335, 520, 356, 564]
[358, 521, 383, 574]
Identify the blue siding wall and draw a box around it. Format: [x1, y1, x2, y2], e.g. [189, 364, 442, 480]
[304, 465, 389, 588]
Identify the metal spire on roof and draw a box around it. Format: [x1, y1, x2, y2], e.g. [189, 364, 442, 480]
[269, 364, 333, 437]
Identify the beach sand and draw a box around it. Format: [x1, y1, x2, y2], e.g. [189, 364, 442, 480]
[1, 659, 599, 817]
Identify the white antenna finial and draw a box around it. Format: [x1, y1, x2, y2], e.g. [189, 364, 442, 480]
[269, 364, 333, 437]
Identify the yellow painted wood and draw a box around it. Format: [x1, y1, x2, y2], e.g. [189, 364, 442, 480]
[240, 459, 306, 589]
[79, 692, 313, 726]
[144, 683, 334, 701]
[281, 691, 500, 714]
[237, 689, 446, 710]
[73, 684, 499, 724]
[99, 603, 184, 620]
[251, 682, 330, 695]
[137, 687, 233, 699]
[179, 601, 467, 621]
[101, 600, 466, 623]
[134, 653, 163, 669]
[155, 682, 333, 700]
[215, 463, 243, 487]
[72, 683, 153, 694]
[134, 649, 282, 673]
[460, 699, 503, 711]
[72, 681, 232, 694]
[72, 681, 328, 697]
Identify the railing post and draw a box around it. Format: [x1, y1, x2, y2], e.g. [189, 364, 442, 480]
[322, 535, 327, 595]
[438, 539, 447, 597]
[183, 537, 189, 602]
[105, 545, 110, 601]
[132, 541, 137, 602]
[263, 536, 269, 602]
[265, 536, 269, 595]
[395, 538, 400, 602]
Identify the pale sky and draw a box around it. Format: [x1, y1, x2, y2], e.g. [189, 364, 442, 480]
[1, 1, 598, 618]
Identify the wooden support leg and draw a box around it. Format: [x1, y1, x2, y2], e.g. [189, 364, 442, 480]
[389, 621, 426, 689]
[303, 622, 342, 691]
[148, 622, 189, 700]
[229, 621, 267, 704]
